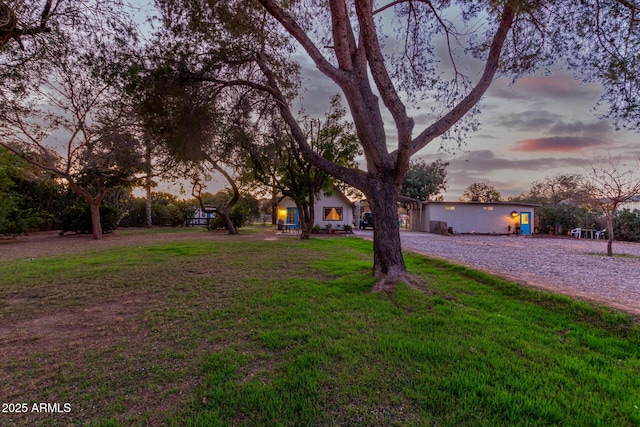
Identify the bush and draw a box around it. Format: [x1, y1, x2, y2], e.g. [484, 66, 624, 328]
[536, 204, 593, 235]
[61, 205, 119, 234]
[614, 209, 640, 242]
[208, 205, 248, 231]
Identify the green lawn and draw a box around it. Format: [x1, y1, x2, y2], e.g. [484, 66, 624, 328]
[1, 233, 638, 426]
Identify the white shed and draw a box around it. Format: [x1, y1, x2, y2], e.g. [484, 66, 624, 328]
[407, 201, 538, 235]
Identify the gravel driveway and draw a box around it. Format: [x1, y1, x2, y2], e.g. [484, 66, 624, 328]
[356, 230, 640, 315]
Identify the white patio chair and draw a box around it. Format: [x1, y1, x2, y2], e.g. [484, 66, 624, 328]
[595, 229, 607, 239]
[570, 228, 582, 238]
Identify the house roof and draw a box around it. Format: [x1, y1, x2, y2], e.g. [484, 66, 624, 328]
[278, 186, 355, 207]
[420, 200, 540, 208]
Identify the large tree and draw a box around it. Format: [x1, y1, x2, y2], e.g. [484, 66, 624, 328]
[460, 182, 502, 203]
[153, 0, 640, 290]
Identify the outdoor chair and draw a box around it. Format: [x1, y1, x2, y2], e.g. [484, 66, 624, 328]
[570, 228, 582, 238]
[595, 229, 607, 239]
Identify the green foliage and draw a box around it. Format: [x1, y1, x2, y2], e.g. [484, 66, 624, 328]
[614, 209, 640, 242]
[460, 182, 502, 202]
[118, 197, 148, 227]
[400, 159, 448, 201]
[535, 204, 601, 235]
[206, 191, 259, 230]
[61, 205, 119, 234]
[0, 148, 44, 235]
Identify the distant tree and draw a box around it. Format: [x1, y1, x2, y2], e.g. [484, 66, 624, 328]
[516, 173, 587, 206]
[584, 155, 640, 256]
[400, 159, 448, 201]
[460, 182, 502, 203]
[247, 95, 361, 239]
[0, 3, 143, 239]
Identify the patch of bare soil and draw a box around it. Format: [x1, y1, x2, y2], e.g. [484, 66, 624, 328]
[0, 227, 285, 262]
[0, 227, 286, 426]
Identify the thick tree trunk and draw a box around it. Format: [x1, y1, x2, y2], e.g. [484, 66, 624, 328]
[367, 179, 407, 291]
[88, 202, 102, 240]
[220, 209, 238, 235]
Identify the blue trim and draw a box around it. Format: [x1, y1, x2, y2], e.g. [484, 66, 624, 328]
[520, 212, 531, 235]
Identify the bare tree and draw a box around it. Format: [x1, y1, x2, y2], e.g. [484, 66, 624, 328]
[585, 155, 640, 256]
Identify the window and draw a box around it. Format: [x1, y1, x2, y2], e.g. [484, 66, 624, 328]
[482, 206, 494, 211]
[445, 206, 456, 211]
[324, 207, 343, 221]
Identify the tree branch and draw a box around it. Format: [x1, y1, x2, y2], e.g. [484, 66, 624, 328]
[408, 4, 515, 155]
[254, 53, 369, 190]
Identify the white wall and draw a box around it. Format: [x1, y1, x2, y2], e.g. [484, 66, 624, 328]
[277, 193, 354, 227]
[407, 202, 536, 234]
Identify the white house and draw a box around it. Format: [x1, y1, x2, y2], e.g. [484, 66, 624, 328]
[405, 201, 538, 235]
[619, 195, 640, 212]
[276, 190, 354, 230]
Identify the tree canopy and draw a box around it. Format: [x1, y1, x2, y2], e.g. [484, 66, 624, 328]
[460, 182, 502, 203]
[400, 159, 448, 201]
[142, 0, 640, 289]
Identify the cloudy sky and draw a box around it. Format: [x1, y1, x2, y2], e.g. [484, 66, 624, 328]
[150, 4, 639, 201]
[294, 59, 639, 201]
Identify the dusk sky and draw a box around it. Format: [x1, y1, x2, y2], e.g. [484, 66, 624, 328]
[140, 4, 639, 201]
[295, 60, 639, 201]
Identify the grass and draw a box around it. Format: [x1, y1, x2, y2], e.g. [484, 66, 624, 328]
[1, 233, 639, 426]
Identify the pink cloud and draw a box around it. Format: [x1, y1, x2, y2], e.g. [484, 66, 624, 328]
[513, 136, 608, 152]
[514, 76, 602, 100]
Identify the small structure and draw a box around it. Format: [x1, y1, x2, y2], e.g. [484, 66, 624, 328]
[189, 206, 216, 227]
[619, 195, 640, 212]
[276, 189, 354, 230]
[405, 201, 538, 235]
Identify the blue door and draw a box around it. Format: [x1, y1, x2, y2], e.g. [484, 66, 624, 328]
[287, 208, 299, 227]
[520, 212, 531, 235]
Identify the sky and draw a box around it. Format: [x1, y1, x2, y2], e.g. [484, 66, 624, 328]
[135, 3, 639, 201]
[294, 58, 639, 202]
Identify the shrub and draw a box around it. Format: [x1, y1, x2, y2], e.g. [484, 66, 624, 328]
[61, 205, 119, 234]
[614, 209, 640, 242]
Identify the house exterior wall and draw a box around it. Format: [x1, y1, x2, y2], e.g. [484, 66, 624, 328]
[277, 193, 354, 227]
[407, 202, 537, 234]
[619, 197, 640, 212]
